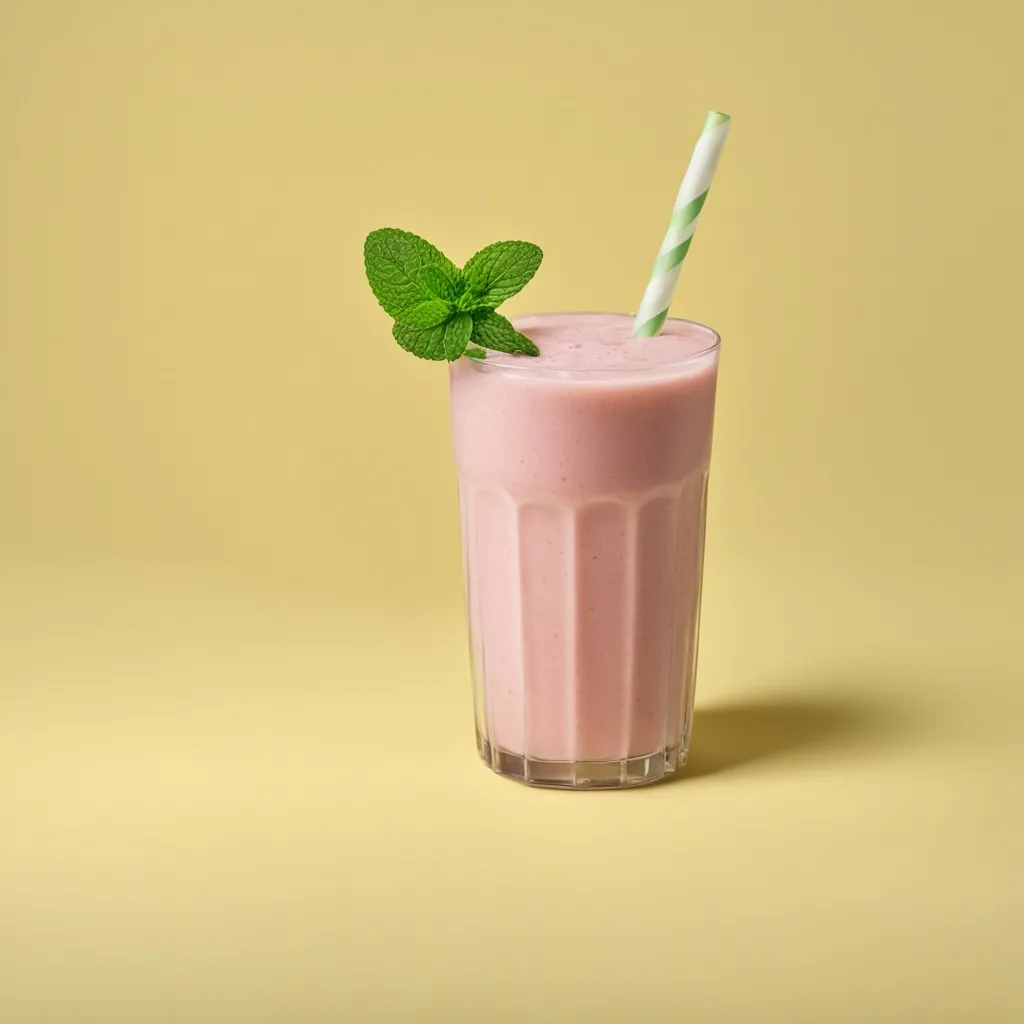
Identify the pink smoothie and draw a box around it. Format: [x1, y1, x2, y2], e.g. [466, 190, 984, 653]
[449, 312, 719, 785]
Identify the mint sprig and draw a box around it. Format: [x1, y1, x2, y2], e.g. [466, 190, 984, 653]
[364, 228, 542, 361]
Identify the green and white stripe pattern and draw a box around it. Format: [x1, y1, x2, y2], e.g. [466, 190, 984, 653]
[632, 110, 731, 338]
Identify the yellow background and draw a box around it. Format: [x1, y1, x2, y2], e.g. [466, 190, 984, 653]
[1, 1, 1022, 1020]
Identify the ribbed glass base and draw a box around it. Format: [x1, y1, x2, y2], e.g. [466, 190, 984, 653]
[477, 734, 685, 789]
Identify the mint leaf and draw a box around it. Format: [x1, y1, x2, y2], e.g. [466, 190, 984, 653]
[418, 265, 460, 303]
[398, 298, 453, 328]
[464, 347, 487, 359]
[463, 241, 543, 308]
[364, 228, 458, 321]
[470, 309, 540, 356]
[392, 321, 448, 361]
[407, 233, 459, 280]
[443, 312, 473, 360]
[392, 313, 472, 361]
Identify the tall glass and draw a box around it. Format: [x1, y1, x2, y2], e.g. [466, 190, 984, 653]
[449, 313, 720, 788]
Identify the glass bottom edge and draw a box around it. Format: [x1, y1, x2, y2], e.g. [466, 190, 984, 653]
[477, 734, 686, 789]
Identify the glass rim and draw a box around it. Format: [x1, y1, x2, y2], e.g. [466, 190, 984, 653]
[466, 311, 722, 376]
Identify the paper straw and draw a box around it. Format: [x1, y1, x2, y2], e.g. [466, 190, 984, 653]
[632, 110, 731, 337]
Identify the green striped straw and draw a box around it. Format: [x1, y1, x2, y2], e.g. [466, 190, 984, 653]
[632, 110, 731, 337]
